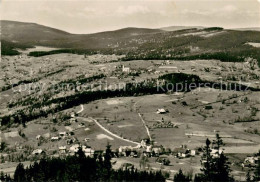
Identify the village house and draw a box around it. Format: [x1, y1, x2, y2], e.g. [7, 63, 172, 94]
[51, 136, 60, 142]
[69, 144, 95, 157]
[152, 146, 163, 156]
[59, 146, 67, 154]
[190, 149, 196, 156]
[173, 147, 190, 158]
[146, 145, 152, 153]
[67, 137, 77, 145]
[70, 144, 80, 153]
[83, 147, 95, 157]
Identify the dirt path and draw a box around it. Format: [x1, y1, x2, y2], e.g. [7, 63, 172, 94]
[76, 104, 84, 114]
[133, 98, 152, 141]
[137, 113, 152, 141]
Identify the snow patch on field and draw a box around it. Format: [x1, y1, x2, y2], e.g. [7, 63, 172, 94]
[106, 100, 123, 105]
[96, 134, 114, 140]
[246, 42, 260, 48]
[159, 66, 177, 69]
[117, 124, 133, 128]
[198, 100, 210, 104]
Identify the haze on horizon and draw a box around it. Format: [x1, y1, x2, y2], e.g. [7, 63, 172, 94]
[1, 0, 260, 34]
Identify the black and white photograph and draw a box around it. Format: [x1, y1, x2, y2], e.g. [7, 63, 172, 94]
[0, 0, 260, 181]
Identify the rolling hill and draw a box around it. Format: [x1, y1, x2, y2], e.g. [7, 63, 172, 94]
[1, 20, 260, 66]
[1, 20, 163, 50]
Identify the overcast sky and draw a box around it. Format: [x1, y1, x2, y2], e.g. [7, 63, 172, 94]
[1, 0, 260, 34]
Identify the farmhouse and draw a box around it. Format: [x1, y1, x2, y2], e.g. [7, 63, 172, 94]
[156, 108, 167, 114]
[122, 65, 130, 73]
[32, 149, 44, 155]
[36, 135, 41, 140]
[70, 112, 76, 118]
[59, 132, 67, 138]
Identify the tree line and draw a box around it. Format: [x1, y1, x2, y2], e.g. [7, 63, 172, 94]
[2, 144, 166, 182]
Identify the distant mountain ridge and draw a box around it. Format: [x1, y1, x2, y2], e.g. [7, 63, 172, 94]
[1, 20, 165, 49]
[1, 20, 260, 67]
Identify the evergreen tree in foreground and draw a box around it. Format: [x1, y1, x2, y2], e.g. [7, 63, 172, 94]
[14, 163, 25, 182]
[12, 144, 166, 182]
[197, 134, 234, 182]
[253, 150, 260, 181]
[173, 169, 191, 182]
[200, 138, 213, 181]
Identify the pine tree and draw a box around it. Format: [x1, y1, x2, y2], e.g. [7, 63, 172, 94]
[200, 138, 213, 181]
[212, 134, 233, 181]
[103, 143, 112, 180]
[213, 152, 233, 181]
[0, 171, 5, 181]
[173, 169, 191, 182]
[104, 143, 112, 170]
[253, 150, 260, 181]
[198, 135, 234, 182]
[14, 163, 26, 182]
[246, 171, 251, 182]
[212, 133, 224, 155]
